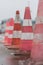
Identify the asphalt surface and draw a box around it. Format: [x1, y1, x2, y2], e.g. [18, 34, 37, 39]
[0, 43, 24, 65]
[0, 33, 30, 65]
[0, 43, 31, 65]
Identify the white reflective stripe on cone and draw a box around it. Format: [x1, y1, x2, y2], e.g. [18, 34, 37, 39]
[6, 26, 14, 30]
[34, 33, 43, 44]
[36, 17, 43, 24]
[15, 21, 21, 23]
[5, 33, 9, 36]
[21, 33, 33, 40]
[34, 33, 43, 40]
[23, 19, 32, 26]
[36, 21, 43, 24]
[8, 34, 13, 38]
[13, 31, 21, 38]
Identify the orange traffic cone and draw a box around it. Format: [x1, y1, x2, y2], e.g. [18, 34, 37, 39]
[31, 0, 43, 62]
[4, 18, 14, 46]
[20, 6, 33, 52]
[12, 10, 21, 48]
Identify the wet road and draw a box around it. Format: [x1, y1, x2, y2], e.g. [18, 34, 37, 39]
[0, 43, 18, 65]
[0, 34, 30, 65]
[0, 43, 30, 65]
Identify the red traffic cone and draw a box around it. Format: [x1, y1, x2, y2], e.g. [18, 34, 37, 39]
[4, 18, 14, 46]
[31, 0, 43, 62]
[12, 10, 21, 49]
[20, 6, 33, 52]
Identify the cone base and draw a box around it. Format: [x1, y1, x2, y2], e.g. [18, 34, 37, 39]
[12, 38, 21, 45]
[5, 45, 20, 50]
[20, 40, 33, 51]
[31, 43, 43, 61]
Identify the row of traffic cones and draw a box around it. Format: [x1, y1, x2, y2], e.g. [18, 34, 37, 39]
[4, 0, 43, 65]
[4, 5, 33, 53]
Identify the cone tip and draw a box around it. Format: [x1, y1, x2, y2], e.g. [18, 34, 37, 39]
[24, 6, 31, 19]
[16, 10, 20, 14]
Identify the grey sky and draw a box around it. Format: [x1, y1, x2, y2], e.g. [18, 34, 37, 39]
[0, 0, 38, 21]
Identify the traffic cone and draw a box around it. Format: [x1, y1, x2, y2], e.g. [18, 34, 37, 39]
[4, 18, 14, 46]
[12, 10, 21, 48]
[31, 0, 43, 62]
[20, 6, 33, 52]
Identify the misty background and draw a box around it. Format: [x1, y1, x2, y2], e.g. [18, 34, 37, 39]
[0, 0, 38, 21]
